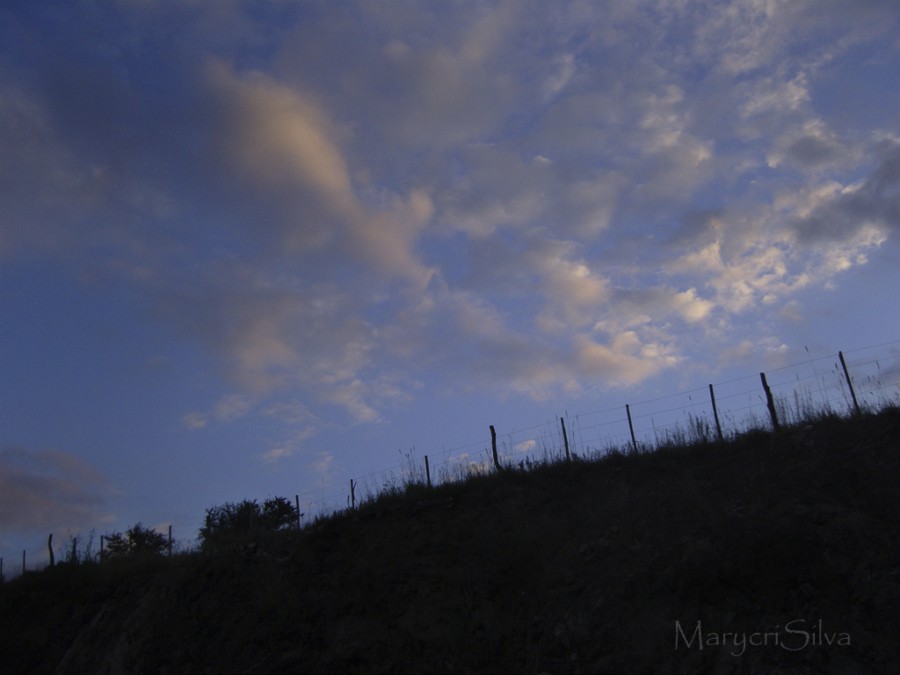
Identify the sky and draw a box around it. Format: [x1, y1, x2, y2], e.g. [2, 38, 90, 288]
[2, 0, 900, 571]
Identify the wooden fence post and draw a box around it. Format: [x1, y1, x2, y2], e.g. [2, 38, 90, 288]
[760, 372, 780, 430]
[349, 479, 357, 510]
[709, 384, 724, 441]
[425, 455, 432, 487]
[48, 534, 54, 568]
[560, 417, 571, 461]
[295, 495, 302, 529]
[838, 351, 862, 416]
[489, 425, 502, 472]
[626, 404, 638, 452]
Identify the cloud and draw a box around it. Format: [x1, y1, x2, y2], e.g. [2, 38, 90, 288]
[156, 274, 377, 401]
[791, 138, 900, 244]
[767, 119, 847, 169]
[667, 234, 802, 313]
[574, 332, 680, 387]
[259, 414, 319, 464]
[0, 447, 114, 532]
[4, 0, 900, 428]
[214, 394, 255, 422]
[604, 287, 715, 328]
[307, 451, 335, 475]
[261, 446, 293, 464]
[263, 399, 319, 427]
[181, 412, 208, 430]
[542, 53, 576, 101]
[0, 77, 93, 258]
[207, 60, 436, 289]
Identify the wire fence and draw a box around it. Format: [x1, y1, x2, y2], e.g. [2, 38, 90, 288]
[5, 339, 899, 579]
[292, 340, 900, 521]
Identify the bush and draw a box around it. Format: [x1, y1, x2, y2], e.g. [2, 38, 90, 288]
[104, 522, 168, 559]
[199, 496, 297, 550]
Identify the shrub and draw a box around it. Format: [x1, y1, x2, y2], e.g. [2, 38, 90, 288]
[199, 496, 297, 550]
[104, 522, 168, 559]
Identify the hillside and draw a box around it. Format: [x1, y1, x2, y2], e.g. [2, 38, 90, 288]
[2, 409, 899, 674]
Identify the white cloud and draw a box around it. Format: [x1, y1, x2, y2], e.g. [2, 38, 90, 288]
[575, 332, 680, 387]
[208, 60, 436, 289]
[530, 240, 612, 327]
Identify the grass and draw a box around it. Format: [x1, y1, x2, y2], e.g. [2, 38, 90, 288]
[1, 401, 899, 673]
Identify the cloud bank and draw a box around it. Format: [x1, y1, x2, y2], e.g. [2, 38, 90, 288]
[2, 0, 899, 455]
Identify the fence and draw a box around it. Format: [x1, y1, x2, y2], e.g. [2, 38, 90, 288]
[4, 340, 899, 580]
[1, 524, 197, 581]
[292, 340, 900, 521]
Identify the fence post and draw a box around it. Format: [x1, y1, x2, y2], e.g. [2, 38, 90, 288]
[295, 495, 302, 529]
[349, 479, 357, 510]
[425, 455, 432, 487]
[48, 534, 55, 568]
[708, 384, 724, 441]
[489, 425, 502, 472]
[838, 351, 862, 416]
[626, 404, 638, 452]
[760, 372, 780, 430]
[560, 417, 571, 461]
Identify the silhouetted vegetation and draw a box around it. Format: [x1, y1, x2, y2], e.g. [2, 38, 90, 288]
[103, 522, 168, 559]
[199, 496, 297, 551]
[1, 405, 899, 673]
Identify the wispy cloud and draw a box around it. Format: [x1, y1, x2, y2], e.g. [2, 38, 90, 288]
[0, 447, 115, 531]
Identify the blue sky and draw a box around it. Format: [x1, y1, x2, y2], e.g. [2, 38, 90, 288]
[2, 0, 900, 570]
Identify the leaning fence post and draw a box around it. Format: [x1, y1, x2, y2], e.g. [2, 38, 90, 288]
[489, 425, 502, 472]
[838, 351, 862, 416]
[626, 404, 638, 452]
[48, 534, 55, 568]
[760, 372, 780, 430]
[708, 384, 724, 441]
[560, 417, 571, 461]
[425, 455, 432, 487]
[295, 495, 302, 529]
